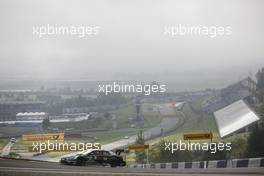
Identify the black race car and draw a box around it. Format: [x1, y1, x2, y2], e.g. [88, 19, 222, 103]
[60, 149, 126, 167]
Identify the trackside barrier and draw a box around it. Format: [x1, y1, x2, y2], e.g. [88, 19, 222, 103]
[178, 162, 185, 169]
[207, 160, 217, 168]
[207, 160, 232, 168]
[249, 158, 264, 167]
[128, 158, 264, 169]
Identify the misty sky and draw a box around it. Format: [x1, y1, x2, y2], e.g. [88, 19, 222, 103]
[0, 0, 264, 90]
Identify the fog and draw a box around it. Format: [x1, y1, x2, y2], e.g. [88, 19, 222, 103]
[0, 0, 264, 90]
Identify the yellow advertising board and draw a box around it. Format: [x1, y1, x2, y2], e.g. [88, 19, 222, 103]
[22, 133, 64, 144]
[183, 132, 213, 140]
[128, 144, 149, 151]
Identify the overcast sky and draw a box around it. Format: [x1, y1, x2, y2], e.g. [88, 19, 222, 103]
[0, 0, 264, 89]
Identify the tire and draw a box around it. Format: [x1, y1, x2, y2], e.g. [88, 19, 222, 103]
[109, 157, 118, 167]
[76, 157, 85, 166]
[110, 163, 117, 168]
[120, 161, 126, 167]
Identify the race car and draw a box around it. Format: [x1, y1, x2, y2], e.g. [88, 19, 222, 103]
[60, 149, 126, 167]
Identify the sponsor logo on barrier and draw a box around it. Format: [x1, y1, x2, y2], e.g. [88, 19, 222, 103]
[22, 133, 64, 143]
[183, 132, 213, 140]
[128, 144, 149, 150]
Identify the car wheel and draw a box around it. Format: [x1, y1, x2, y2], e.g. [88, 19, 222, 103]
[110, 163, 117, 168]
[120, 161, 126, 167]
[76, 157, 85, 166]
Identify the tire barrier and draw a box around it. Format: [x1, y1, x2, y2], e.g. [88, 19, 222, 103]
[128, 158, 264, 169]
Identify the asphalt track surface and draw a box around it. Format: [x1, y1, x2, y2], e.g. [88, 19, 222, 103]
[0, 159, 264, 176]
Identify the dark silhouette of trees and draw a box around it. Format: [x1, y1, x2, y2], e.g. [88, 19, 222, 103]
[247, 127, 264, 157]
[256, 67, 264, 91]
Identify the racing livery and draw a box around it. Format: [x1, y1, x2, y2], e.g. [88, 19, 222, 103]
[60, 149, 126, 167]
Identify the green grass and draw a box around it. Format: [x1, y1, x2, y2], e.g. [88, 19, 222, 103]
[49, 101, 167, 132]
[110, 103, 163, 129]
[147, 102, 217, 145]
[168, 101, 217, 134]
[114, 97, 250, 163]
[12, 140, 28, 150]
[145, 96, 249, 158]
[110, 103, 136, 128]
[0, 138, 8, 150]
[49, 103, 161, 130]
[11, 103, 165, 159]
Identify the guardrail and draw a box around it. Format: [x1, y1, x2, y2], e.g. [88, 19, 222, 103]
[128, 158, 264, 169]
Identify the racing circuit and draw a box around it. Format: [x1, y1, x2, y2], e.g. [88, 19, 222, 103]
[1, 103, 264, 176]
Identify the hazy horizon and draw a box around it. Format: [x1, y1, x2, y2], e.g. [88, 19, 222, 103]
[1, 0, 264, 91]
